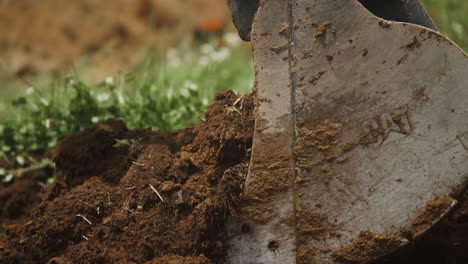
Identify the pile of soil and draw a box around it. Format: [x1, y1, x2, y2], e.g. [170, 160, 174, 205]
[0, 0, 231, 81]
[0, 91, 254, 263]
[0, 163, 53, 227]
[1, 91, 468, 263]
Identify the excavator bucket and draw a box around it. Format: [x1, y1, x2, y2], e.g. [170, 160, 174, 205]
[226, 0, 468, 263]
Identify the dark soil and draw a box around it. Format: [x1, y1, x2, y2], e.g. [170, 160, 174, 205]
[0, 90, 254, 264]
[1, 90, 468, 263]
[0, 168, 52, 226]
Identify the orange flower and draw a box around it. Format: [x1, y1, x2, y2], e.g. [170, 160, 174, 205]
[198, 19, 223, 32]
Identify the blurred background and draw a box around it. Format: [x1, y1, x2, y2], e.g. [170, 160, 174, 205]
[0, 0, 467, 182]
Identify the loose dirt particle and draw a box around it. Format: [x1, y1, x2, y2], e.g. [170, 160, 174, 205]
[362, 48, 369, 57]
[296, 210, 334, 238]
[149, 255, 210, 264]
[314, 21, 332, 38]
[308, 71, 327, 85]
[378, 20, 392, 28]
[403, 37, 422, 51]
[295, 122, 343, 171]
[332, 231, 407, 263]
[397, 53, 409, 65]
[406, 196, 456, 239]
[278, 24, 289, 37]
[270, 44, 288, 54]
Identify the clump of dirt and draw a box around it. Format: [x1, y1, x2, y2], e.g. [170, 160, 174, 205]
[404, 196, 456, 239]
[295, 208, 338, 264]
[149, 255, 210, 264]
[294, 122, 346, 179]
[296, 209, 336, 239]
[332, 231, 407, 264]
[0, 169, 52, 226]
[380, 192, 468, 264]
[313, 21, 333, 38]
[0, 90, 254, 264]
[239, 114, 293, 225]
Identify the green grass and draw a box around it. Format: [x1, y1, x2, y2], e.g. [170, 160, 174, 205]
[0, 35, 254, 183]
[422, 0, 468, 51]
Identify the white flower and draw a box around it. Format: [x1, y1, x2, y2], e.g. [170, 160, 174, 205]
[96, 93, 110, 102]
[200, 43, 215, 54]
[198, 56, 210, 67]
[210, 47, 231, 63]
[184, 81, 199, 91]
[180, 88, 190, 98]
[44, 119, 55, 129]
[167, 87, 174, 100]
[166, 48, 178, 59]
[68, 79, 76, 86]
[105, 76, 114, 85]
[91, 116, 100, 123]
[202, 98, 209, 106]
[117, 94, 125, 104]
[452, 22, 464, 36]
[223, 32, 242, 48]
[168, 56, 182, 69]
[25, 86, 34, 95]
[16, 156, 25, 165]
[40, 98, 49, 106]
[167, 48, 182, 68]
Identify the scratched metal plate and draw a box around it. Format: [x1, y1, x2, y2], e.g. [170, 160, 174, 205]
[227, 0, 468, 263]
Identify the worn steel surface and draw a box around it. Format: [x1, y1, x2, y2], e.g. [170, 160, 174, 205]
[227, 0, 468, 263]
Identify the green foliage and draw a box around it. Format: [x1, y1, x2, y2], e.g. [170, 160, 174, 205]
[0, 35, 254, 181]
[422, 0, 468, 51]
[0, 158, 54, 184]
[113, 139, 135, 149]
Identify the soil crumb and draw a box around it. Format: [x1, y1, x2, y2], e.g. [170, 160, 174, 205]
[0, 90, 254, 264]
[406, 196, 456, 239]
[332, 231, 407, 264]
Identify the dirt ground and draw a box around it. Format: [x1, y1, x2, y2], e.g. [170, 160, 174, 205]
[0, 91, 254, 263]
[0, 0, 231, 81]
[0, 91, 467, 263]
[0, 91, 468, 264]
